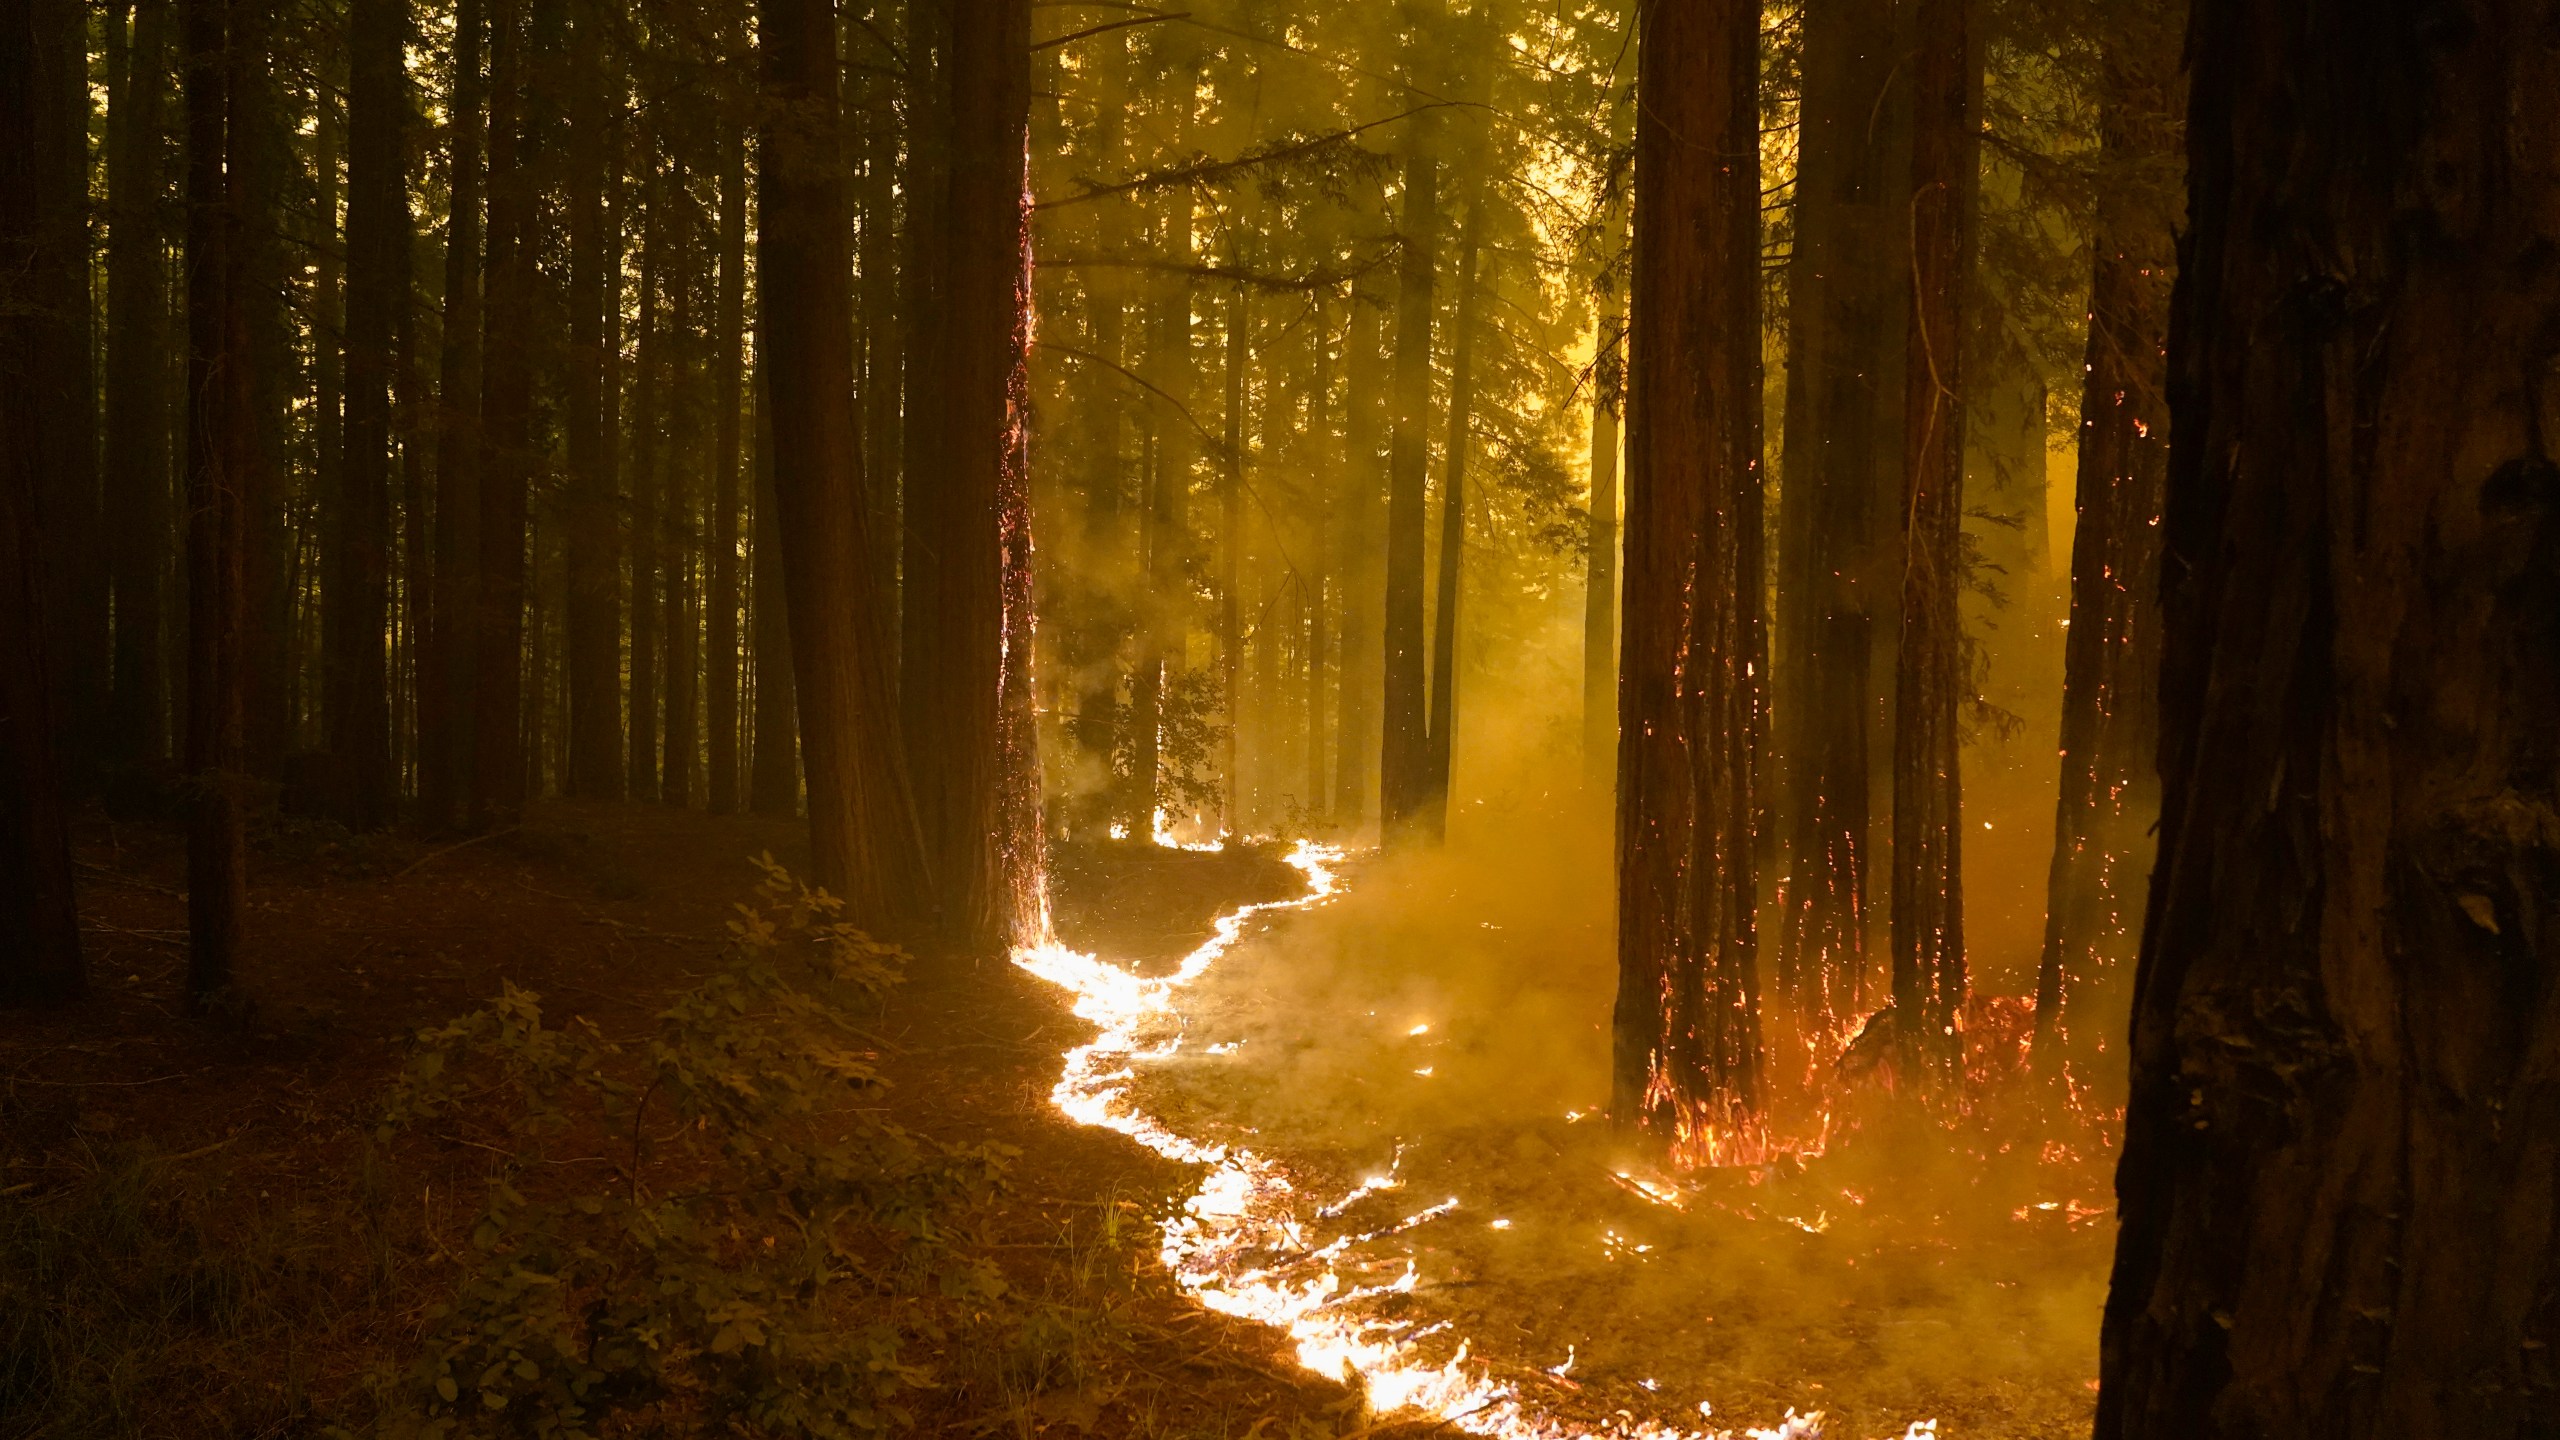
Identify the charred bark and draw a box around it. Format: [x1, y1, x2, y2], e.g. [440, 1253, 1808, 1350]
[2029, 0, 2179, 1086]
[2095, 0, 2560, 1432]
[1611, 0, 1766, 1147]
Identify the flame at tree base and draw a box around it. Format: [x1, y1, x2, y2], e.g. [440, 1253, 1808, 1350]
[1014, 840, 1943, 1440]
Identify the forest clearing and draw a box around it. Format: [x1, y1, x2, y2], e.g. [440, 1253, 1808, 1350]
[8, 0, 2559, 1435]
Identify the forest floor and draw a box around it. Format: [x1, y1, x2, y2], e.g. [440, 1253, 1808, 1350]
[0, 801, 1386, 1440]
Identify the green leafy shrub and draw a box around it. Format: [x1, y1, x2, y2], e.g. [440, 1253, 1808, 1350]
[367, 855, 1013, 1439]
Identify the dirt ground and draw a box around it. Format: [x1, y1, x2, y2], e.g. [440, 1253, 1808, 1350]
[0, 802, 1391, 1439]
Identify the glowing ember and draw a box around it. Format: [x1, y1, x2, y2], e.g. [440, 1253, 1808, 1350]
[1015, 841, 1920, 1440]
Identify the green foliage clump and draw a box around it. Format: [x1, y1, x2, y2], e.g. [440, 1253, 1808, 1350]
[366, 856, 1014, 1440]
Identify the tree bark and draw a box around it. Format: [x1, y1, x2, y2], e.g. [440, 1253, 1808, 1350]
[0, 0, 86, 1000]
[759, 0, 922, 926]
[2095, 0, 2560, 1431]
[563, 0, 623, 801]
[2028, 0, 2179, 1085]
[661, 193, 700, 811]
[423, 0, 485, 828]
[747, 359, 799, 816]
[707, 123, 745, 814]
[1378, 133, 1438, 843]
[1424, 195, 1482, 839]
[1888, 0, 1976, 1088]
[106, 0, 176, 774]
[1218, 280, 1245, 830]
[471, 0, 543, 826]
[1772, 0, 1913, 1028]
[332, 0, 406, 829]
[1610, 0, 1766, 1154]
[1333, 275, 1386, 827]
[183, 0, 252, 1004]
[28, 0, 104, 785]
[907, 0, 1041, 948]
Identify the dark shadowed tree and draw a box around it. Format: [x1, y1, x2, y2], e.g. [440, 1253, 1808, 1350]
[182, 0, 254, 1004]
[2030, 0, 2180, 1085]
[423, 0, 486, 828]
[748, 362, 799, 817]
[906, 0, 1044, 950]
[1377, 121, 1438, 843]
[706, 122, 745, 815]
[329, 0, 407, 829]
[1611, 0, 1765, 1154]
[0, 0, 86, 1000]
[1582, 295, 1622, 789]
[1771, 0, 1912, 1026]
[26, 0, 103, 783]
[104, 0, 177, 775]
[563, 0, 624, 802]
[759, 0, 922, 926]
[2097, 0, 2560, 1430]
[1887, 0, 1975, 1088]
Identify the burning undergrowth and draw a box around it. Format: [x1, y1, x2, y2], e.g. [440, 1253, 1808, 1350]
[1020, 792, 2117, 1439]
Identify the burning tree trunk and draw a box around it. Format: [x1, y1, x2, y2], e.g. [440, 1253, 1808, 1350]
[1610, 0, 1765, 1150]
[1378, 131, 1439, 844]
[182, 0, 253, 1004]
[2096, 0, 2560, 1431]
[2029, 0, 2179, 1085]
[757, 0, 921, 927]
[330, 0, 406, 830]
[0, 0, 86, 999]
[1888, 0, 1975, 1088]
[1772, 0, 1912, 1028]
[906, 0, 1044, 949]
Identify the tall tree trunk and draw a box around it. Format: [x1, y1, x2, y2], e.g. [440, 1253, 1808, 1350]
[1218, 280, 1245, 830]
[2096, 0, 2560, 1430]
[2028, 0, 2179, 1085]
[662, 196, 700, 811]
[183, 0, 253, 1004]
[562, 0, 622, 801]
[1424, 195, 1482, 838]
[471, 0, 540, 826]
[707, 123, 745, 814]
[1378, 133, 1439, 842]
[1610, 0, 1766, 1153]
[1582, 301, 1622, 791]
[747, 360, 799, 815]
[907, 0, 1041, 948]
[332, 0, 406, 829]
[1333, 276, 1385, 826]
[1305, 311, 1332, 820]
[1772, 0, 1913, 1029]
[899, 0, 950, 730]
[628, 177, 662, 801]
[1130, 162, 1198, 838]
[1888, 0, 1975, 1088]
[0, 0, 86, 999]
[758, 0, 922, 925]
[107, 0, 176, 773]
[313, 85, 345, 753]
[423, 0, 485, 828]
[27, 0, 103, 786]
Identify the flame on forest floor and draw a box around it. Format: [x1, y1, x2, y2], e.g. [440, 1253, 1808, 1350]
[1013, 841, 1944, 1440]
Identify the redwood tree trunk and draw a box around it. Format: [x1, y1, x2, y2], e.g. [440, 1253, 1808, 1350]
[747, 362, 799, 816]
[1424, 197, 1482, 838]
[2096, 0, 2560, 1432]
[472, 0, 541, 826]
[0, 0, 86, 999]
[1888, 0, 1974, 1088]
[758, 0, 922, 926]
[1377, 135, 1438, 842]
[29, 0, 103, 784]
[907, 0, 1041, 949]
[1611, 0, 1765, 1151]
[1772, 0, 1912, 1027]
[1332, 275, 1386, 826]
[2029, 0, 2180, 1084]
[183, 0, 252, 1003]
[563, 0, 623, 801]
[1582, 300, 1622, 790]
[707, 124, 745, 815]
[422, 0, 485, 829]
[332, 0, 406, 829]
[106, 0, 176, 774]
